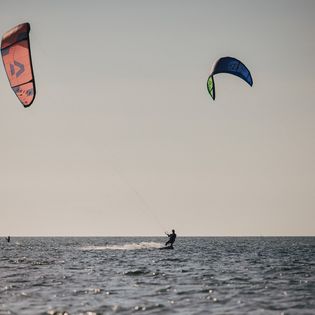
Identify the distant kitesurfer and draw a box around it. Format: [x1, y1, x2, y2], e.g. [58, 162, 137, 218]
[5, 236, 10, 243]
[165, 229, 176, 247]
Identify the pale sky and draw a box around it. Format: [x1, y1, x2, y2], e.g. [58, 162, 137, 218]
[0, 0, 314, 236]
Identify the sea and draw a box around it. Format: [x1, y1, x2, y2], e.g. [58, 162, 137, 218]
[0, 237, 314, 315]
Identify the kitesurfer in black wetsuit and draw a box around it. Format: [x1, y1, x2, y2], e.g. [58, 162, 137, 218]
[165, 229, 176, 247]
[5, 236, 10, 243]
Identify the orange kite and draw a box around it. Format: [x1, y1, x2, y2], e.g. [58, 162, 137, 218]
[1, 23, 36, 107]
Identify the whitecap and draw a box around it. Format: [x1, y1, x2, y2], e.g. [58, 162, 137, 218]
[80, 241, 162, 251]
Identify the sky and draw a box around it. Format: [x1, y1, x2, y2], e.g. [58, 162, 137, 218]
[0, 0, 314, 236]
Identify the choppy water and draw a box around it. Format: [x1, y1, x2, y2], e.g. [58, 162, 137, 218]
[0, 237, 314, 315]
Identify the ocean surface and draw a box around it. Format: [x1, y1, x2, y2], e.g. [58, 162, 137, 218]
[0, 237, 314, 315]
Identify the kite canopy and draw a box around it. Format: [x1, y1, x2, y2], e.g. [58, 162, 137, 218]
[1, 23, 36, 107]
[207, 56, 253, 100]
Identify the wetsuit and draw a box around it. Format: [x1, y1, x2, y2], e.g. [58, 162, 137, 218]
[165, 232, 176, 246]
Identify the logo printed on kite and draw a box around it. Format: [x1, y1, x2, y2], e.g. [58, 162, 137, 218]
[228, 61, 238, 72]
[9, 61, 25, 77]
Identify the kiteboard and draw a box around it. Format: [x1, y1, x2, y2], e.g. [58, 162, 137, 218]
[159, 245, 174, 250]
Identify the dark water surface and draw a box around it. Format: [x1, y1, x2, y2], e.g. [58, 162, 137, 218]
[0, 237, 314, 314]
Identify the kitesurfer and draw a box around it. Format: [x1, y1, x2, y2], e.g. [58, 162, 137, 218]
[5, 236, 10, 243]
[165, 229, 176, 247]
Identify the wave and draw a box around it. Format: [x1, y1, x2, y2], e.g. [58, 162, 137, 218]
[80, 241, 162, 251]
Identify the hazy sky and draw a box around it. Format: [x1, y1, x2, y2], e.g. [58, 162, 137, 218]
[0, 0, 314, 236]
